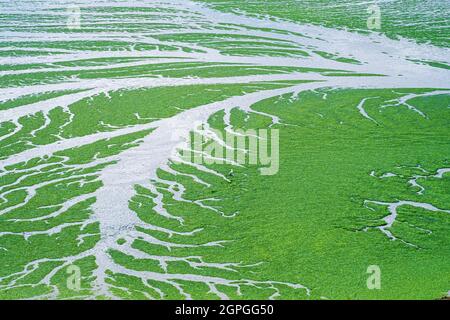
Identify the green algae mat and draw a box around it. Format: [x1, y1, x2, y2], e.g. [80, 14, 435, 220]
[0, 0, 449, 300]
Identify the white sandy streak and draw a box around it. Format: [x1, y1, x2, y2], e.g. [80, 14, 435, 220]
[0, 73, 323, 122]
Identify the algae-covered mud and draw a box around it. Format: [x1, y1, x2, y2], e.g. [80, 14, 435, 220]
[0, 0, 449, 300]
